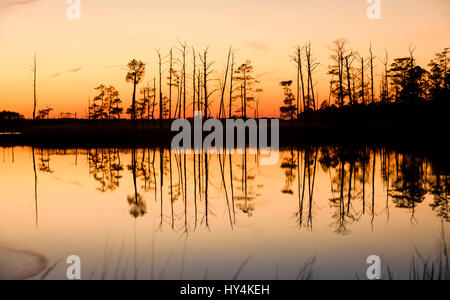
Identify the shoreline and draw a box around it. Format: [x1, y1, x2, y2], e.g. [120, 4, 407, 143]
[0, 101, 447, 149]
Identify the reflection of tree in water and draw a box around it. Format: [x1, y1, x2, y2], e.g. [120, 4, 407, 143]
[127, 193, 146, 218]
[430, 171, 449, 222]
[81, 146, 450, 227]
[281, 148, 297, 194]
[318, 146, 395, 234]
[89, 148, 123, 192]
[127, 149, 147, 218]
[131, 148, 160, 195]
[286, 146, 319, 231]
[171, 152, 184, 204]
[389, 154, 427, 222]
[317, 145, 450, 230]
[38, 149, 53, 173]
[233, 149, 261, 217]
[319, 146, 360, 235]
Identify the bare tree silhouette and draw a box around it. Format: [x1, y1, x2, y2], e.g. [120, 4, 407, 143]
[32, 54, 37, 120]
[292, 45, 306, 116]
[199, 48, 216, 119]
[369, 42, 376, 103]
[219, 47, 232, 119]
[329, 39, 350, 108]
[305, 42, 319, 110]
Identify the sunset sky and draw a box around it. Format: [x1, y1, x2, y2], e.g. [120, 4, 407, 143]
[0, 0, 449, 118]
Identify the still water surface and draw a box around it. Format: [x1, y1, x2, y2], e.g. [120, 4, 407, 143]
[0, 146, 448, 279]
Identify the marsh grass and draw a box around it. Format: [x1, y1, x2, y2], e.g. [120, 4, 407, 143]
[294, 256, 316, 280]
[378, 223, 449, 280]
[407, 225, 449, 280]
[37, 225, 448, 280]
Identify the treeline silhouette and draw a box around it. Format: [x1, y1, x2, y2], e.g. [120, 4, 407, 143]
[82, 42, 450, 122]
[3, 39, 446, 122]
[0, 111, 24, 120]
[84, 46, 262, 121]
[280, 42, 449, 119]
[0, 41, 448, 146]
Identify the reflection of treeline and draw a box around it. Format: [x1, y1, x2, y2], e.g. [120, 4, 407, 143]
[30, 146, 448, 232]
[84, 146, 450, 226]
[75, 148, 263, 229]
[280, 145, 449, 234]
[88, 148, 123, 192]
[282, 146, 318, 230]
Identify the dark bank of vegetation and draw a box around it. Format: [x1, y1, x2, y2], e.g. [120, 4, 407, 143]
[0, 111, 24, 120]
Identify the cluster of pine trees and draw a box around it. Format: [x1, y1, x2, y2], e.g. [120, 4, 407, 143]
[89, 85, 123, 120]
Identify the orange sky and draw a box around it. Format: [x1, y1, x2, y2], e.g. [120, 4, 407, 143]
[0, 0, 449, 118]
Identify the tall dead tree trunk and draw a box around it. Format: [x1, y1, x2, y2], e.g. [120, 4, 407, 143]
[169, 49, 173, 119]
[243, 68, 247, 118]
[152, 78, 156, 119]
[328, 74, 333, 107]
[293, 46, 306, 114]
[178, 79, 182, 119]
[339, 55, 344, 108]
[132, 74, 137, 120]
[229, 53, 234, 118]
[197, 70, 201, 112]
[219, 47, 232, 119]
[382, 50, 389, 103]
[360, 56, 366, 105]
[179, 42, 187, 119]
[158, 51, 163, 120]
[192, 47, 196, 118]
[345, 57, 352, 105]
[203, 50, 208, 118]
[33, 54, 37, 120]
[331, 40, 347, 108]
[240, 85, 244, 118]
[305, 42, 317, 110]
[345, 52, 354, 105]
[299, 52, 306, 113]
[147, 83, 151, 120]
[295, 47, 300, 116]
[369, 43, 375, 103]
[200, 48, 215, 119]
[306, 58, 311, 110]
